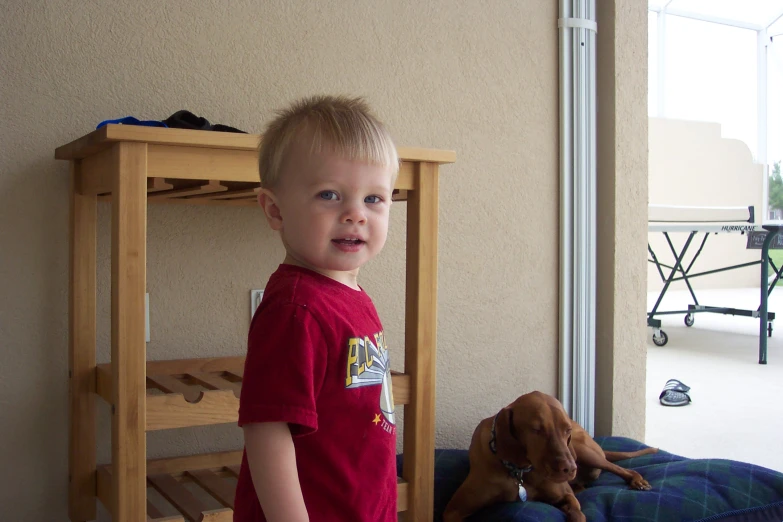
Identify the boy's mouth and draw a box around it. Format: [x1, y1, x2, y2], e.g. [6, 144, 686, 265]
[332, 237, 366, 252]
[332, 238, 365, 246]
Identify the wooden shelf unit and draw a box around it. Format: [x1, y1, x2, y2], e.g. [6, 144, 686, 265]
[56, 124, 455, 522]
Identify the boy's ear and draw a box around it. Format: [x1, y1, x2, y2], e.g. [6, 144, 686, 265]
[258, 189, 283, 231]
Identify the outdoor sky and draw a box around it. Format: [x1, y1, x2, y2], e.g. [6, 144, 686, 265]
[648, 0, 783, 170]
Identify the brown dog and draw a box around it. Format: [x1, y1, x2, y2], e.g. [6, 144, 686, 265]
[442, 391, 658, 522]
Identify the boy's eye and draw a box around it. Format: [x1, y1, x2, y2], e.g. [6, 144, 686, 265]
[318, 191, 338, 201]
[365, 195, 382, 204]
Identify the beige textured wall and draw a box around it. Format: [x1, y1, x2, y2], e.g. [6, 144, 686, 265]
[595, 0, 649, 440]
[0, 1, 647, 520]
[648, 118, 765, 291]
[2, 2, 561, 520]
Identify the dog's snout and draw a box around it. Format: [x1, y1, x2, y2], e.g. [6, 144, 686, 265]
[560, 459, 577, 475]
[554, 456, 577, 479]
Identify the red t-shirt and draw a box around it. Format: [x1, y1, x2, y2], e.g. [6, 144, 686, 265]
[234, 264, 397, 521]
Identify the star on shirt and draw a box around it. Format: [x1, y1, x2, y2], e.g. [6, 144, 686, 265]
[373, 413, 381, 425]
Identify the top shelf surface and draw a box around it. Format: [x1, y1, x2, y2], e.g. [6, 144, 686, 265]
[54, 125, 457, 165]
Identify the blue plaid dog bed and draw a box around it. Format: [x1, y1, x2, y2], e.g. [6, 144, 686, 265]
[398, 437, 783, 521]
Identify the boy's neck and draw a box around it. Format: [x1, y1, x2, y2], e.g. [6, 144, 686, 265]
[282, 253, 361, 291]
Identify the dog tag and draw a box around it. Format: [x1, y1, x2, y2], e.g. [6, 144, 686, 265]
[518, 485, 527, 502]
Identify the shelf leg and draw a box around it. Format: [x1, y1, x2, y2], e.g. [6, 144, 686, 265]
[403, 162, 439, 521]
[69, 160, 97, 521]
[111, 142, 148, 521]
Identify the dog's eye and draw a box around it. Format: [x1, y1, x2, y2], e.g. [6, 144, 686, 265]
[568, 434, 572, 445]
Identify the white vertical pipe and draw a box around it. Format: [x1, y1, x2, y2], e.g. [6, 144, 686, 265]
[558, 0, 574, 418]
[658, 8, 667, 117]
[759, 28, 769, 221]
[573, 0, 587, 430]
[759, 28, 769, 165]
[559, 0, 597, 434]
[586, 0, 597, 436]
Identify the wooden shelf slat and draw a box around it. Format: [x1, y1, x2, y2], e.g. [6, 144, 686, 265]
[197, 510, 233, 521]
[147, 451, 242, 477]
[147, 180, 227, 200]
[97, 465, 112, 517]
[147, 499, 167, 519]
[149, 197, 258, 207]
[148, 474, 208, 522]
[147, 357, 245, 376]
[97, 175, 173, 201]
[148, 178, 174, 193]
[188, 373, 241, 397]
[208, 187, 260, 200]
[392, 189, 409, 201]
[390, 371, 410, 404]
[148, 374, 201, 403]
[397, 477, 409, 513]
[225, 369, 243, 380]
[186, 469, 236, 508]
[147, 390, 239, 430]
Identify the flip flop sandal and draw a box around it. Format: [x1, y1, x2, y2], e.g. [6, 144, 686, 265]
[665, 378, 690, 392]
[659, 379, 691, 407]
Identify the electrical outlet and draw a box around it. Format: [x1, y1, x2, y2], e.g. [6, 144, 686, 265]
[145, 293, 150, 343]
[250, 289, 264, 320]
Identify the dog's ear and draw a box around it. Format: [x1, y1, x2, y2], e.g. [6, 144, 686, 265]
[568, 433, 577, 461]
[495, 407, 530, 466]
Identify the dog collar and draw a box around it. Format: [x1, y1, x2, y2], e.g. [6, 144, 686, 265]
[489, 412, 533, 485]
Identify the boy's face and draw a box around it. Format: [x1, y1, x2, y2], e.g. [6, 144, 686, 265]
[259, 138, 394, 286]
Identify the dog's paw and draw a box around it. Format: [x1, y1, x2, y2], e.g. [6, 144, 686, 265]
[629, 477, 653, 490]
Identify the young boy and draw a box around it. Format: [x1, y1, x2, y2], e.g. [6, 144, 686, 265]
[233, 95, 400, 522]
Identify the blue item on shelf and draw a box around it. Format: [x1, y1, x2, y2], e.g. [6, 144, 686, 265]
[96, 116, 168, 129]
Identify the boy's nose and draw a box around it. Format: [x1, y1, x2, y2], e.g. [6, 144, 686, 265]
[342, 204, 367, 224]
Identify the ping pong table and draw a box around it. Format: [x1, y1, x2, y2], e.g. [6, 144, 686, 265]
[647, 204, 783, 364]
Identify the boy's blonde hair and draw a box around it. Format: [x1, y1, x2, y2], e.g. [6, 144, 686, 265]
[258, 95, 399, 189]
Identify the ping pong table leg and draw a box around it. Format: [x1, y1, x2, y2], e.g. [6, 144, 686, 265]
[648, 232, 697, 318]
[759, 226, 782, 364]
[678, 232, 711, 308]
[647, 232, 697, 345]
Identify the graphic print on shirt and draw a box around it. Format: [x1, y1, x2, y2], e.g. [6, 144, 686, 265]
[345, 331, 396, 430]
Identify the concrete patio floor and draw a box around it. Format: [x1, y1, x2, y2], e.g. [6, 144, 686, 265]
[645, 286, 783, 473]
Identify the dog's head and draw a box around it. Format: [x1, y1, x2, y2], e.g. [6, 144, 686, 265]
[494, 391, 577, 483]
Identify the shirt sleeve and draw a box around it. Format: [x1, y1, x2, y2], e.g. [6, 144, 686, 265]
[238, 303, 327, 436]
